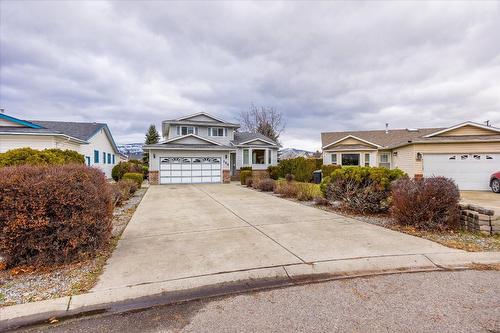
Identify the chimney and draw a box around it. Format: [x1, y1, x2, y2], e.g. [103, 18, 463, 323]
[485, 120, 490, 127]
[385, 123, 389, 134]
[0, 108, 4, 114]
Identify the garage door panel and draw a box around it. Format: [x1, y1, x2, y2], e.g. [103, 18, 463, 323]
[160, 156, 222, 184]
[424, 153, 499, 190]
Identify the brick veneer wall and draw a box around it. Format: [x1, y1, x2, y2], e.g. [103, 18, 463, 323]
[149, 171, 159, 185]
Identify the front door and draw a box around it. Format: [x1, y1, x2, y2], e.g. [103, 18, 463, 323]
[230, 153, 236, 176]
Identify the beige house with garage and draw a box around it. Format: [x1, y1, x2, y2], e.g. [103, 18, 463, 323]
[321, 121, 500, 190]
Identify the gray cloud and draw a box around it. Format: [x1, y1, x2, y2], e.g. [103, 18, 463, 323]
[1, 1, 499, 150]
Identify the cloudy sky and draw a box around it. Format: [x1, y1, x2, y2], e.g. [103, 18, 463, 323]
[1, 1, 499, 151]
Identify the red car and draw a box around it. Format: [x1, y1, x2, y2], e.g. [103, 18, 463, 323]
[491, 172, 500, 193]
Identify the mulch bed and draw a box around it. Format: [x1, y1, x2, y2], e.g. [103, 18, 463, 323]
[0, 186, 148, 307]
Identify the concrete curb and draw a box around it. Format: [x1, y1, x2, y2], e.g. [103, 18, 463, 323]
[2, 251, 499, 332]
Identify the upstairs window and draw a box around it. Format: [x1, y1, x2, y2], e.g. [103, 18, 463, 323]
[107, 153, 111, 164]
[112, 154, 115, 164]
[94, 150, 99, 163]
[180, 126, 196, 135]
[208, 127, 225, 136]
[103, 152, 106, 164]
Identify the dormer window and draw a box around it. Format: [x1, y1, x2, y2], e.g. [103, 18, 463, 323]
[208, 127, 226, 137]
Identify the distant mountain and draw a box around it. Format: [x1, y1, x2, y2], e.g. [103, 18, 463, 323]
[117, 143, 144, 160]
[279, 148, 320, 160]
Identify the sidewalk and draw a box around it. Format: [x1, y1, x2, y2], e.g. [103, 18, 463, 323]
[2, 251, 500, 331]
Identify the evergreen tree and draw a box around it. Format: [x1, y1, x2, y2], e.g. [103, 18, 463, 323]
[143, 125, 160, 164]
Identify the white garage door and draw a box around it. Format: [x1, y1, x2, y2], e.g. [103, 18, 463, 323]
[160, 157, 222, 184]
[423, 153, 499, 190]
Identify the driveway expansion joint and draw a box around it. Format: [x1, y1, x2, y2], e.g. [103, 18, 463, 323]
[194, 185, 307, 264]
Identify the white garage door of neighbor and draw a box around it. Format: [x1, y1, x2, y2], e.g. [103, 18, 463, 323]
[423, 153, 500, 190]
[160, 157, 222, 184]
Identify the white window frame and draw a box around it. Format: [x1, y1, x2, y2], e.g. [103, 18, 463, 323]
[208, 127, 225, 137]
[243, 149, 249, 164]
[364, 153, 370, 167]
[252, 149, 266, 165]
[180, 126, 196, 135]
[379, 153, 390, 168]
[341, 153, 360, 166]
[268, 149, 272, 164]
[331, 153, 337, 165]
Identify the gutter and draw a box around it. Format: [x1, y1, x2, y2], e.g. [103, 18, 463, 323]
[0, 131, 89, 144]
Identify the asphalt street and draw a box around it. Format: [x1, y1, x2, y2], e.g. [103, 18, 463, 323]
[14, 270, 500, 333]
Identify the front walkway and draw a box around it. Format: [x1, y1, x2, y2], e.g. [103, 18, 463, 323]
[92, 184, 460, 291]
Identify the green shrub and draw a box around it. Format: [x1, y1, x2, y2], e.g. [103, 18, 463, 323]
[240, 166, 252, 171]
[326, 166, 406, 213]
[123, 172, 143, 188]
[390, 177, 460, 230]
[320, 176, 331, 197]
[0, 164, 112, 267]
[0, 148, 84, 167]
[274, 157, 319, 182]
[296, 182, 322, 201]
[321, 164, 341, 178]
[112, 161, 143, 181]
[267, 166, 279, 180]
[240, 170, 252, 185]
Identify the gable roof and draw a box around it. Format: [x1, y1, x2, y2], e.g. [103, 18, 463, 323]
[322, 128, 442, 150]
[322, 134, 382, 150]
[0, 113, 43, 128]
[160, 133, 223, 146]
[176, 112, 226, 123]
[30, 120, 106, 141]
[232, 132, 279, 146]
[423, 121, 500, 137]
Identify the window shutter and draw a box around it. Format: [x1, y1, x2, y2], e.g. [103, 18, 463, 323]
[225, 128, 227, 136]
[177, 126, 180, 135]
[208, 127, 211, 136]
[195, 127, 198, 135]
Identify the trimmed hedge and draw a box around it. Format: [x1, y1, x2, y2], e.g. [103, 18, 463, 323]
[0, 148, 84, 167]
[274, 157, 322, 182]
[0, 164, 113, 267]
[240, 170, 252, 185]
[123, 172, 143, 188]
[325, 166, 406, 213]
[112, 161, 143, 181]
[390, 177, 460, 230]
[321, 164, 341, 178]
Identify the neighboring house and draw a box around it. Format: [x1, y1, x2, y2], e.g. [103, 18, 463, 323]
[143, 112, 280, 184]
[321, 121, 500, 191]
[0, 112, 125, 178]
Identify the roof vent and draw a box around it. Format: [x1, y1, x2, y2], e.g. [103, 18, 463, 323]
[385, 123, 389, 134]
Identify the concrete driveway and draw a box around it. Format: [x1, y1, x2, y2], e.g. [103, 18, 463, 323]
[461, 191, 500, 214]
[93, 184, 460, 291]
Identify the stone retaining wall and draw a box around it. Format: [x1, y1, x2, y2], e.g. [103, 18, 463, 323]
[459, 203, 499, 235]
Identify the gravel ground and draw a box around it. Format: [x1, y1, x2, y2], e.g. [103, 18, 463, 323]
[0, 187, 148, 307]
[16, 270, 500, 333]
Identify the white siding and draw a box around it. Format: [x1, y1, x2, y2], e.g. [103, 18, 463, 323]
[0, 135, 58, 152]
[235, 147, 278, 170]
[80, 129, 119, 178]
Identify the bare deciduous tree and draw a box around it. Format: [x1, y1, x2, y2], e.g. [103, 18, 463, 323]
[238, 104, 285, 142]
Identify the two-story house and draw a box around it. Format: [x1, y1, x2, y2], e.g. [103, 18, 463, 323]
[143, 112, 280, 184]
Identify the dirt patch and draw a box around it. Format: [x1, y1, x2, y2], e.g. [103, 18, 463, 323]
[0, 187, 148, 307]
